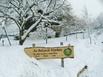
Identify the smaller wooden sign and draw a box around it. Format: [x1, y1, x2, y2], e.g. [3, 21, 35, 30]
[24, 45, 74, 59]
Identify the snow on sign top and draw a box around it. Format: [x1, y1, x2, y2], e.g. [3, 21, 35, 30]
[24, 46, 74, 59]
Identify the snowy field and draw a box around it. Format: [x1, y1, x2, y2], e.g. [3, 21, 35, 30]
[0, 31, 103, 77]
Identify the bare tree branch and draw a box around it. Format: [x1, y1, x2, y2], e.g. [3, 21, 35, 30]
[12, 0, 19, 4]
[46, 0, 53, 12]
[0, 5, 12, 9]
[26, 0, 35, 16]
[53, 0, 56, 9]
[45, 0, 65, 15]
[9, 1, 19, 9]
[0, 10, 21, 30]
[24, 2, 37, 15]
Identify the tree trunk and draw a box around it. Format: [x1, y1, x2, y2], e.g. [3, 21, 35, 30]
[19, 39, 25, 45]
[19, 30, 25, 45]
[19, 37, 27, 45]
[55, 32, 61, 37]
[19, 32, 26, 45]
[19, 17, 42, 45]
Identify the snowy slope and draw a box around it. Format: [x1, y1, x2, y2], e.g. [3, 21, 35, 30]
[0, 31, 103, 77]
[0, 46, 70, 77]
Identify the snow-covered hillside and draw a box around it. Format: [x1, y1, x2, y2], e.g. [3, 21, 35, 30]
[0, 31, 103, 77]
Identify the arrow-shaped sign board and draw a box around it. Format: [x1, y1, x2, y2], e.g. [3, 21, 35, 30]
[24, 46, 74, 59]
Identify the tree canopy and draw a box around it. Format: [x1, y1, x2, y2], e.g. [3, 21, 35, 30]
[0, 0, 74, 45]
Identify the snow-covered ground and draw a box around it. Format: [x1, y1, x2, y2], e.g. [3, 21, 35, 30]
[0, 30, 103, 77]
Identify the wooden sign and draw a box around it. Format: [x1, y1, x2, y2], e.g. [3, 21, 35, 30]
[24, 46, 74, 59]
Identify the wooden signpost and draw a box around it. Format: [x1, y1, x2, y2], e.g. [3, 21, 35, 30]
[24, 43, 74, 67]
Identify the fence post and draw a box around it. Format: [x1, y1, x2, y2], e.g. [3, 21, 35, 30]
[60, 42, 64, 67]
[32, 43, 35, 47]
[2, 40, 4, 46]
[83, 32, 85, 39]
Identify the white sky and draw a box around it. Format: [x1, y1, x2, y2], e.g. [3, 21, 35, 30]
[69, 0, 103, 18]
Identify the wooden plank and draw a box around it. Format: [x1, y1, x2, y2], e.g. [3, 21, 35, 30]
[24, 46, 74, 59]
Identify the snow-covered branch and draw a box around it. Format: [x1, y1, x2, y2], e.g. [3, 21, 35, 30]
[24, 2, 37, 16]
[41, 15, 61, 25]
[45, 0, 65, 15]
[45, 0, 53, 12]
[21, 16, 42, 40]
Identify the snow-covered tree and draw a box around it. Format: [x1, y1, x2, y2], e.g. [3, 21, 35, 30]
[92, 13, 103, 33]
[0, 0, 73, 45]
[82, 7, 92, 43]
[96, 13, 103, 27]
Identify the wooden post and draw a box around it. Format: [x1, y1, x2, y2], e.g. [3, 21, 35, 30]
[32, 43, 35, 47]
[87, 27, 92, 44]
[61, 58, 64, 67]
[76, 33, 78, 39]
[65, 32, 68, 41]
[60, 42, 64, 67]
[2, 26, 11, 46]
[2, 40, 4, 46]
[66, 35, 67, 41]
[75, 25, 78, 39]
[45, 23, 48, 44]
[83, 32, 85, 39]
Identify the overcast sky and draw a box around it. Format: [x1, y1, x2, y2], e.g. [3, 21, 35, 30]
[69, 0, 103, 18]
